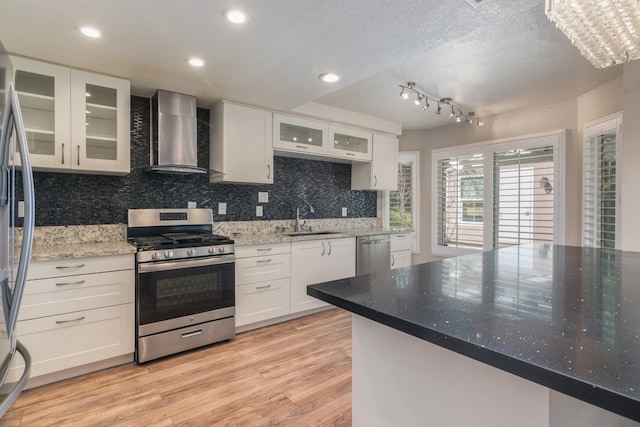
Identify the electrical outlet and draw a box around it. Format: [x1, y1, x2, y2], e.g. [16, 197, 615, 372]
[18, 201, 24, 218]
[256, 206, 263, 217]
[187, 201, 197, 209]
[341, 207, 347, 217]
[218, 202, 227, 215]
[258, 192, 269, 203]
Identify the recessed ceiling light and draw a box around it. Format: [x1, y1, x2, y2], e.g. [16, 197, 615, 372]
[319, 73, 341, 83]
[80, 26, 101, 38]
[224, 9, 247, 24]
[188, 58, 205, 67]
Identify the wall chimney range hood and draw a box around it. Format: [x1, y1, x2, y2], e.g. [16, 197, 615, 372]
[147, 90, 207, 174]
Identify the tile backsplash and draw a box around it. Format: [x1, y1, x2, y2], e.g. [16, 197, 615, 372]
[20, 96, 377, 226]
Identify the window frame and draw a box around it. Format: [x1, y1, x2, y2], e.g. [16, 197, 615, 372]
[431, 130, 566, 257]
[383, 151, 420, 254]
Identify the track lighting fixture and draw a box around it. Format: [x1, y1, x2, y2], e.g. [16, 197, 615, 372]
[398, 81, 483, 126]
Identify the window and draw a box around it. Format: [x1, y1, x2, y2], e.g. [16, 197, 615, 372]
[432, 131, 565, 257]
[460, 176, 483, 223]
[582, 113, 621, 249]
[385, 151, 420, 253]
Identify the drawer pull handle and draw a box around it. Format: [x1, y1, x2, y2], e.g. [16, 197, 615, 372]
[396, 234, 406, 238]
[327, 241, 332, 256]
[256, 259, 272, 264]
[56, 264, 86, 269]
[256, 284, 272, 290]
[256, 248, 272, 252]
[346, 152, 356, 156]
[56, 316, 86, 324]
[391, 254, 395, 266]
[56, 280, 86, 287]
[295, 145, 308, 149]
[182, 330, 202, 339]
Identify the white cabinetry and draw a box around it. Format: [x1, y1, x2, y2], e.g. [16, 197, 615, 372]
[235, 243, 291, 326]
[210, 101, 273, 184]
[391, 233, 413, 269]
[351, 134, 399, 190]
[8, 255, 134, 383]
[291, 237, 356, 313]
[329, 124, 372, 161]
[273, 114, 328, 156]
[11, 56, 130, 175]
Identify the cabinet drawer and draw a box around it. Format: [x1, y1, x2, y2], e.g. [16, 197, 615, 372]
[236, 278, 291, 327]
[9, 303, 134, 381]
[235, 253, 290, 285]
[391, 250, 412, 270]
[27, 254, 134, 280]
[235, 242, 290, 258]
[391, 233, 413, 252]
[19, 269, 134, 321]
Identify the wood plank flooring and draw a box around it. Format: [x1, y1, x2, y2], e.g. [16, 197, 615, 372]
[1, 309, 352, 426]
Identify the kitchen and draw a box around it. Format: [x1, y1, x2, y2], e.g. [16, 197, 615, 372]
[1, 0, 640, 426]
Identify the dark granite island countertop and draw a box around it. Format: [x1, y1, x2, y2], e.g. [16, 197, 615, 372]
[308, 244, 640, 424]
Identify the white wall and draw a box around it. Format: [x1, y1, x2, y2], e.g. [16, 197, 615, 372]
[620, 61, 640, 252]
[401, 75, 624, 264]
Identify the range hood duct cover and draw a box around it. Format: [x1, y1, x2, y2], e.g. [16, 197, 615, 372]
[148, 90, 207, 174]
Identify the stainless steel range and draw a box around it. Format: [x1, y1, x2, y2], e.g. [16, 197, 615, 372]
[127, 208, 235, 363]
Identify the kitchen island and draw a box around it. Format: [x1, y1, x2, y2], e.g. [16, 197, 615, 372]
[308, 244, 640, 426]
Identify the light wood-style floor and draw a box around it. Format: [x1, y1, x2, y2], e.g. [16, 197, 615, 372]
[2, 309, 352, 426]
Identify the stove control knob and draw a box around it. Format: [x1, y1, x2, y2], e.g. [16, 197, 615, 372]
[151, 252, 161, 260]
[208, 247, 216, 254]
[218, 246, 226, 254]
[164, 250, 174, 259]
[187, 248, 196, 256]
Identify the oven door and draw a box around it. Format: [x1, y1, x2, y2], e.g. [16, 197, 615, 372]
[137, 254, 235, 336]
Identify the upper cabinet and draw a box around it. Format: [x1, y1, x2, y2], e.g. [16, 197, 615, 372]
[329, 125, 372, 161]
[210, 101, 273, 184]
[273, 114, 328, 156]
[11, 57, 130, 175]
[351, 134, 399, 191]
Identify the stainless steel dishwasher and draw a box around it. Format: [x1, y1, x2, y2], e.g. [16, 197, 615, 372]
[356, 235, 391, 275]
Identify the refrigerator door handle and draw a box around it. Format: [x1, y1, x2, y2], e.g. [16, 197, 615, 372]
[0, 340, 31, 417]
[1, 84, 35, 337]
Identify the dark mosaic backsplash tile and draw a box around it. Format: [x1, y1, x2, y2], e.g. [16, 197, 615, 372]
[19, 96, 376, 226]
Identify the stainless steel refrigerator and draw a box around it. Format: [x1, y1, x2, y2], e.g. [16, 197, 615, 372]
[0, 41, 35, 417]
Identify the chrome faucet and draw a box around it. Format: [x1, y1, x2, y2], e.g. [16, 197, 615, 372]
[295, 200, 315, 232]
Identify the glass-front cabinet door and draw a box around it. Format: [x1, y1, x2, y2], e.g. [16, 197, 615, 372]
[70, 70, 130, 174]
[329, 124, 372, 161]
[11, 56, 71, 170]
[273, 114, 328, 156]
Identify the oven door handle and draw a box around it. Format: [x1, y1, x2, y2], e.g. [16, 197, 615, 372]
[138, 255, 235, 273]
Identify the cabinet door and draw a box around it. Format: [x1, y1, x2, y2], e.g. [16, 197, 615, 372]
[273, 114, 328, 156]
[351, 134, 399, 190]
[290, 240, 328, 313]
[11, 56, 71, 170]
[324, 237, 356, 281]
[70, 70, 130, 175]
[329, 125, 372, 161]
[391, 250, 412, 269]
[210, 102, 273, 184]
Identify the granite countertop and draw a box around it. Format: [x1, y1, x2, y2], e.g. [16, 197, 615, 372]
[231, 227, 413, 246]
[30, 241, 136, 261]
[307, 244, 640, 422]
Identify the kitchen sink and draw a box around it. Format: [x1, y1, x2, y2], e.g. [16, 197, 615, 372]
[283, 231, 340, 237]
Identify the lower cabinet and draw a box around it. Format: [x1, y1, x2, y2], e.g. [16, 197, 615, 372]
[235, 243, 291, 327]
[391, 233, 413, 270]
[290, 237, 356, 314]
[8, 254, 134, 383]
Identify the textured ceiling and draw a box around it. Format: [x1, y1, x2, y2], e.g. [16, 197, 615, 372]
[0, 0, 623, 131]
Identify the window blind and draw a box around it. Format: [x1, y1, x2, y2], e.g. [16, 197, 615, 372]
[583, 119, 619, 249]
[435, 154, 484, 250]
[493, 146, 554, 248]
